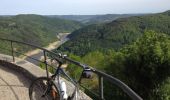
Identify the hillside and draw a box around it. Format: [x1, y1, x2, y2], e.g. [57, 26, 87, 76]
[47, 14, 142, 24]
[58, 10, 170, 56]
[65, 31, 170, 100]
[0, 14, 83, 54]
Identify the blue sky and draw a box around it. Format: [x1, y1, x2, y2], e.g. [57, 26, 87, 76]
[0, 0, 170, 15]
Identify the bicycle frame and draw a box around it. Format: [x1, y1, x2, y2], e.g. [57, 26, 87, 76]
[50, 62, 82, 100]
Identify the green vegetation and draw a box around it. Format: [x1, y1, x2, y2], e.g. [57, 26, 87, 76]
[1, 10, 170, 100]
[58, 10, 170, 56]
[121, 31, 170, 100]
[39, 62, 56, 74]
[56, 11, 170, 99]
[0, 14, 83, 55]
[65, 31, 170, 100]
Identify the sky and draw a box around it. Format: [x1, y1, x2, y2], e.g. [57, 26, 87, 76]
[0, 0, 170, 15]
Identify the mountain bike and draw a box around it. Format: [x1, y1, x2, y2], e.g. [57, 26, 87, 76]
[29, 53, 93, 100]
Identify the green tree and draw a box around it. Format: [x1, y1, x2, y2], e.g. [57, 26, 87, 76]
[66, 53, 82, 80]
[122, 31, 170, 100]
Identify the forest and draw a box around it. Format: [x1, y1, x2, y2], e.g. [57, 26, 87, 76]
[65, 31, 170, 100]
[0, 14, 82, 54]
[58, 10, 170, 56]
[56, 10, 170, 100]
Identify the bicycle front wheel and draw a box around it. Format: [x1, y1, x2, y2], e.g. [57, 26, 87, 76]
[29, 77, 60, 100]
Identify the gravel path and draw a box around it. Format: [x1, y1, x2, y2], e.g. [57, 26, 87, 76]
[0, 65, 31, 100]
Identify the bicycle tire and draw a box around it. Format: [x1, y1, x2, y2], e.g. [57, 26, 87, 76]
[29, 77, 60, 100]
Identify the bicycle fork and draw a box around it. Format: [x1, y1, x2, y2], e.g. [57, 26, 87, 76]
[41, 81, 57, 99]
[41, 83, 51, 97]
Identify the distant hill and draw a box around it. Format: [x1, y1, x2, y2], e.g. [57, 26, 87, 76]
[47, 14, 143, 24]
[0, 14, 83, 45]
[0, 14, 83, 54]
[58, 10, 170, 56]
[47, 15, 96, 23]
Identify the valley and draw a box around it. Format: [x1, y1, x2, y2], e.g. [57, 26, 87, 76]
[0, 10, 170, 100]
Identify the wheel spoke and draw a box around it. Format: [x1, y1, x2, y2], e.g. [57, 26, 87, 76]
[29, 77, 60, 100]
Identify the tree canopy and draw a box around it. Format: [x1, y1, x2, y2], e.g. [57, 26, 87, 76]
[0, 14, 83, 54]
[58, 10, 170, 56]
[65, 31, 170, 100]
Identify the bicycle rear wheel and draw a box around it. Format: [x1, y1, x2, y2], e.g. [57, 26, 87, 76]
[29, 77, 60, 100]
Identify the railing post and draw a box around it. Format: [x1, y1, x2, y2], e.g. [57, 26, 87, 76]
[99, 76, 104, 100]
[10, 41, 15, 62]
[43, 50, 49, 78]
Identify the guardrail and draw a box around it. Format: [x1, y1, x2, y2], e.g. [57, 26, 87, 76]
[0, 38, 143, 100]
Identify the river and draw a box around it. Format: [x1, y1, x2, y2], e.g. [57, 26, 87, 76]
[24, 33, 70, 66]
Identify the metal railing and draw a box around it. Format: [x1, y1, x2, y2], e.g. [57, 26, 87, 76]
[0, 38, 143, 100]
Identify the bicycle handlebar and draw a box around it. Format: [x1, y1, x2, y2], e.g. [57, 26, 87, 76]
[54, 53, 90, 69]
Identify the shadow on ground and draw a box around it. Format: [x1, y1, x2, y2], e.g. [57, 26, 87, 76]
[0, 65, 31, 100]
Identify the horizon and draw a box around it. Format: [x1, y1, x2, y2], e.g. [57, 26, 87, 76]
[0, 0, 170, 15]
[0, 10, 169, 16]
